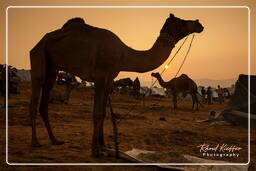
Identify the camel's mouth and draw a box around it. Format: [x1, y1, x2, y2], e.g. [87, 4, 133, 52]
[195, 24, 204, 33]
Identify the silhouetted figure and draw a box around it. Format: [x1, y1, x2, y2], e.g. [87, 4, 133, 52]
[57, 72, 77, 85]
[55, 72, 77, 104]
[223, 88, 231, 99]
[207, 86, 212, 105]
[133, 77, 140, 98]
[0, 65, 20, 107]
[216, 85, 224, 104]
[9, 67, 20, 94]
[201, 86, 206, 103]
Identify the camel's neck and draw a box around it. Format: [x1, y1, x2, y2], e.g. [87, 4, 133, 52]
[155, 75, 168, 88]
[120, 34, 176, 73]
[120, 31, 192, 73]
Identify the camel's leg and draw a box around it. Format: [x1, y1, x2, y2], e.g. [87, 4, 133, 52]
[194, 93, 199, 111]
[195, 95, 199, 111]
[191, 93, 195, 111]
[196, 95, 199, 111]
[92, 79, 106, 157]
[99, 88, 108, 147]
[30, 78, 42, 147]
[39, 69, 64, 145]
[99, 80, 113, 147]
[191, 93, 199, 111]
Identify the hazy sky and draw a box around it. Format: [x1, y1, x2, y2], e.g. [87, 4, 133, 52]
[0, 0, 255, 86]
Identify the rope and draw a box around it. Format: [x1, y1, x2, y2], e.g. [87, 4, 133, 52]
[150, 36, 189, 88]
[115, 34, 194, 123]
[108, 96, 119, 158]
[175, 34, 195, 78]
[139, 34, 196, 114]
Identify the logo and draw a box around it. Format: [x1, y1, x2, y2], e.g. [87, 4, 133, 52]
[197, 143, 242, 158]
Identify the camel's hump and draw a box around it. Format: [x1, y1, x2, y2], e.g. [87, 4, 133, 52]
[180, 74, 188, 78]
[62, 17, 85, 29]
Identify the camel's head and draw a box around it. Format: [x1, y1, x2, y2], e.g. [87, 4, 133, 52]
[161, 13, 204, 41]
[151, 72, 161, 78]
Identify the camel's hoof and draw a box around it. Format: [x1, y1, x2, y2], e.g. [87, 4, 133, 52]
[31, 141, 42, 148]
[52, 139, 64, 145]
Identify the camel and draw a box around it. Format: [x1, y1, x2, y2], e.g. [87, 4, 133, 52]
[113, 78, 133, 87]
[112, 78, 133, 94]
[29, 13, 203, 157]
[151, 73, 201, 111]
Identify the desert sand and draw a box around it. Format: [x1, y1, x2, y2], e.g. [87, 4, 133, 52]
[1, 82, 255, 170]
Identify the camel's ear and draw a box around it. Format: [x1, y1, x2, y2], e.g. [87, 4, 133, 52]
[169, 13, 175, 19]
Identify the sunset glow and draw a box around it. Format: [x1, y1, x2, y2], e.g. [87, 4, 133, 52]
[0, 0, 255, 87]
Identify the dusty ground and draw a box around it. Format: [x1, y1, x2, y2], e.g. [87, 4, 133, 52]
[1, 82, 255, 170]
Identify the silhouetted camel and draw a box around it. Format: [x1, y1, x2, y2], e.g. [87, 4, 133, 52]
[112, 78, 133, 94]
[151, 72, 201, 111]
[29, 14, 203, 157]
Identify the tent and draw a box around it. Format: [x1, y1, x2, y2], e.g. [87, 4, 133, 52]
[140, 87, 151, 96]
[139, 87, 166, 97]
[150, 87, 166, 97]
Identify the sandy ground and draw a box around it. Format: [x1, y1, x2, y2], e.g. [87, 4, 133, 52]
[1, 82, 255, 170]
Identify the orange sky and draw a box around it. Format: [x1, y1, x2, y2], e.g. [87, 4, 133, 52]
[0, 0, 255, 86]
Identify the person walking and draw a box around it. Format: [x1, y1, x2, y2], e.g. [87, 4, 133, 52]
[216, 85, 224, 104]
[201, 86, 206, 103]
[206, 86, 212, 105]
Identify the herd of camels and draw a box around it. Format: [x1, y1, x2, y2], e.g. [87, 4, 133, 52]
[29, 13, 204, 157]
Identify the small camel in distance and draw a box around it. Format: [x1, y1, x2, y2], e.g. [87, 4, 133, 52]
[29, 13, 203, 157]
[151, 72, 201, 111]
